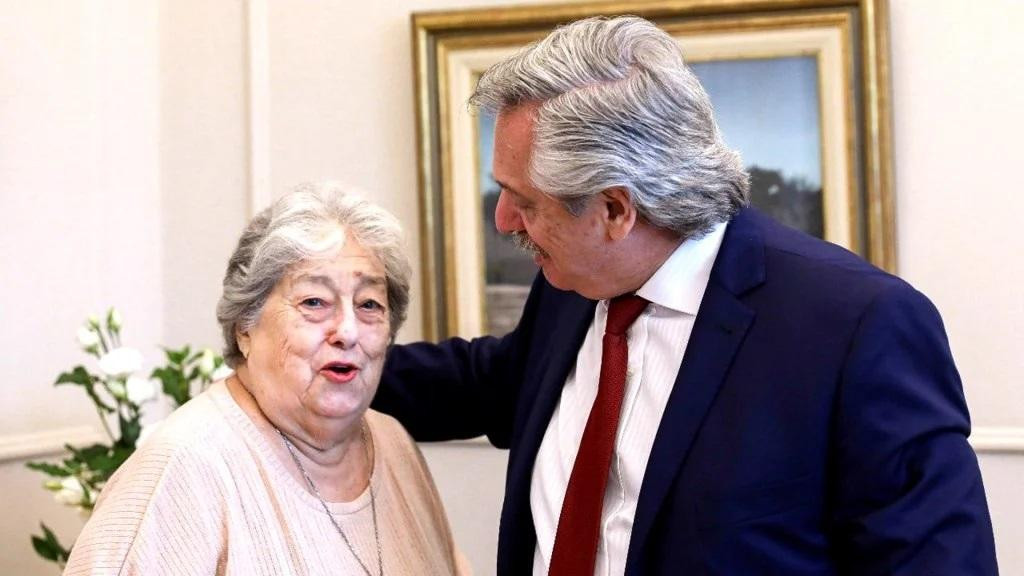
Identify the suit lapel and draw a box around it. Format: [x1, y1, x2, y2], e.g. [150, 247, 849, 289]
[500, 288, 596, 572]
[625, 208, 766, 574]
[513, 291, 595, 467]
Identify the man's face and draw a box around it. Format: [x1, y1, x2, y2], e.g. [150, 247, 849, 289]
[492, 103, 611, 298]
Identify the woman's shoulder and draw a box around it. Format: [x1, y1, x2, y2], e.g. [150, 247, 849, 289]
[364, 410, 469, 574]
[101, 382, 245, 496]
[136, 382, 237, 453]
[364, 409, 418, 457]
[364, 409, 441, 499]
[64, 389, 235, 574]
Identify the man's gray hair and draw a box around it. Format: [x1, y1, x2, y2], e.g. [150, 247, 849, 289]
[470, 16, 749, 238]
[216, 183, 412, 367]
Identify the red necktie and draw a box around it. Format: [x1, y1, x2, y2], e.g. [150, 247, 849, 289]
[548, 294, 649, 576]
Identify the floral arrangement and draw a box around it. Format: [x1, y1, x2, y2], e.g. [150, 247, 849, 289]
[26, 308, 230, 568]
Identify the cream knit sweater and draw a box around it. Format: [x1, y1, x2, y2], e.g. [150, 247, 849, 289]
[64, 381, 469, 575]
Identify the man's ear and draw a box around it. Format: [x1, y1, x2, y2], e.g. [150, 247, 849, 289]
[602, 187, 637, 241]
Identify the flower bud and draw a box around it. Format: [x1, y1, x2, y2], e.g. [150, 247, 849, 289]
[53, 477, 86, 506]
[77, 326, 100, 350]
[198, 349, 216, 377]
[87, 314, 101, 330]
[107, 380, 127, 399]
[107, 308, 123, 333]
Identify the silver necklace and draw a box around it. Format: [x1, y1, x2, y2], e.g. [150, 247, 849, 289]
[277, 423, 382, 576]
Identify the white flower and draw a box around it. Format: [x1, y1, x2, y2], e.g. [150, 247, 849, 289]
[98, 347, 143, 378]
[87, 313, 101, 329]
[198, 348, 216, 377]
[210, 363, 234, 381]
[53, 477, 85, 507]
[77, 326, 100, 350]
[107, 380, 127, 399]
[125, 376, 156, 404]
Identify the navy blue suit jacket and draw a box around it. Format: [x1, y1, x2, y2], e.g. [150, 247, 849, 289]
[375, 208, 997, 575]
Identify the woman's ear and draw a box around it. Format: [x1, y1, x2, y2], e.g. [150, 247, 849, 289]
[602, 187, 637, 241]
[236, 328, 251, 360]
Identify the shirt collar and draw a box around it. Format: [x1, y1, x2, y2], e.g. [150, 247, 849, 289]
[633, 220, 728, 315]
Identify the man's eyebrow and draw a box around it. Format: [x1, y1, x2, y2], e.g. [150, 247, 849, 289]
[494, 179, 530, 203]
[494, 178, 518, 195]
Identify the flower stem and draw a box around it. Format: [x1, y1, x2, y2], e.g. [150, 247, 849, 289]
[95, 405, 114, 443]
[96, 328, 111, 355]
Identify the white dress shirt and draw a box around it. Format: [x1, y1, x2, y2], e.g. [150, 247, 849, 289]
[530, 221, 727, 576]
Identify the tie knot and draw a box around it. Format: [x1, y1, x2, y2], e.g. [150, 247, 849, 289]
[605, 294, 649, 336]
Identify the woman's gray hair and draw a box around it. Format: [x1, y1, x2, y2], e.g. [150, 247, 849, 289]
[470, 16, 749, 239]
[216, 183, 412, 367]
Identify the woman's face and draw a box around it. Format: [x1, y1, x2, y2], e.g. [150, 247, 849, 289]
[236, 233, 391, 442]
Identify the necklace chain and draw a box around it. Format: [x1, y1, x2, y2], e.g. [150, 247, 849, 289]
[277, 423, 382, 576]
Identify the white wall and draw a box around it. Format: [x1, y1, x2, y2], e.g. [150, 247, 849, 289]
[159, 0, 250, 350]
[0, 1, 1020, 574]
[0, 1, 161, 573]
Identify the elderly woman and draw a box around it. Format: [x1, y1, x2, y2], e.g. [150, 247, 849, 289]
[65, 184, 468, 575]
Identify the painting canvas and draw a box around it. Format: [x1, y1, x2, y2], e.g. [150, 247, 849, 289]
[414, 1, 894, 340]
[693, 56, 824, 238]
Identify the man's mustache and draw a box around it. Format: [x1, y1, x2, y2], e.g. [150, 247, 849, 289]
[510, 231, 548, 259]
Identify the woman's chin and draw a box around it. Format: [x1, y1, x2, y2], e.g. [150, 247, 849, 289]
[309, 396, 368, 425]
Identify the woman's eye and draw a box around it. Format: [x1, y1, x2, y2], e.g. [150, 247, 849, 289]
[359, 299, 385, 312]
[301, 297, 326, 308]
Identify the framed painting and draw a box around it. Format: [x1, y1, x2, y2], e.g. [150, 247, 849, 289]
[412, 0, 894, 340]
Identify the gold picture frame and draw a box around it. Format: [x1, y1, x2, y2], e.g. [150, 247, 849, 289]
[412, 0, 894, 341]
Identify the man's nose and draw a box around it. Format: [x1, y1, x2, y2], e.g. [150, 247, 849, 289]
[494, 190, 523, 234]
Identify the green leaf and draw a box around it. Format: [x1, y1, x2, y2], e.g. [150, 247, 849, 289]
[97, 444, 134, 482]
[25, 461, 72, 477]
[111, 444, 134, 468]
[165, 346, 190, 365]
[55, 366, 92, 387]
[56, 367, 115, 413]
[151, 366, 189, 407]
[30, 534, 58, 562]
[61, 452, 86, 473]
[31, 523, 70, 564]
[70, 443, 110, 463]
[118, 414, 142, 449]
[60, 441, 132, 484]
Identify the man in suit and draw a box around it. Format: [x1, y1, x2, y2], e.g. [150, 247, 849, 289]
[374, 16, 997, 575]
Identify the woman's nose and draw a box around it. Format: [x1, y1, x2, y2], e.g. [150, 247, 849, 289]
[494, 190, 523, 234]
[327, 307, 358, 349]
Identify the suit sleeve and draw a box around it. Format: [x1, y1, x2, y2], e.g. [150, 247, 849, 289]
[373, 274, 546, 447]
[832, 282, 998, 575]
